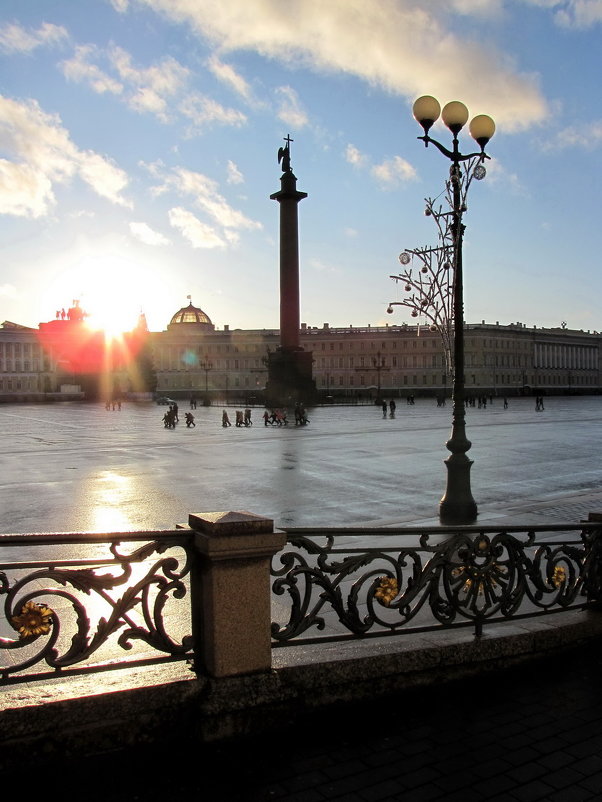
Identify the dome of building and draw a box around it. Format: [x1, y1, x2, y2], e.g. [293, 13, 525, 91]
[167, 300, 214, 331]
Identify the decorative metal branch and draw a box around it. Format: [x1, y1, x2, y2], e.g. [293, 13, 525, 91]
[387, 156, 485, 376]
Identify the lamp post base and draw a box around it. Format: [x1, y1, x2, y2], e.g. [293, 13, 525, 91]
[439, 453, 478, 525]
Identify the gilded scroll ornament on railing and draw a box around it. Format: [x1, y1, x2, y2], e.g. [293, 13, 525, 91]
[271, 525, 598, 644]
[1, 537, 193, 682]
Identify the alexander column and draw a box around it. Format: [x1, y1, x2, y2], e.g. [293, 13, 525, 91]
[265, 135, 317, 407]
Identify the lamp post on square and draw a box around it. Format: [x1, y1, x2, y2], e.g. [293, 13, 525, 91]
[411, 95, 495, 525]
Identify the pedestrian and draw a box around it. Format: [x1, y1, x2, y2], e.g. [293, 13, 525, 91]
[244, 408, 252, 426]
[381, 400, 387, 417]
[185, 412, 195, 427]
[222, 410, 231, 427]
[389, 399, 396, 418]
[263, 410, 270, 426]
[503, 397, 508, 409]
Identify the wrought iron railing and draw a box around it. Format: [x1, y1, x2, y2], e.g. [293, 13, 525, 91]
[271, 522, 602, 644]
[3, 519, 602, 685]
[0, 530, 194, 686]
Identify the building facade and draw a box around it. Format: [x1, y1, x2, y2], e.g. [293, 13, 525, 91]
[1, 302, 601, 402]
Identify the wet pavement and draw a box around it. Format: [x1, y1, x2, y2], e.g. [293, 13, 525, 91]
[14, 637, 602, 802]
[3, 397, 602, 801]
[1, 395, 601, 535]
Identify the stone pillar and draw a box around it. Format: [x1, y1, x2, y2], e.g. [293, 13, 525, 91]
[188, 511, 286, 678]
[266, 150, 317, 406]
[270, 171, 307, 351]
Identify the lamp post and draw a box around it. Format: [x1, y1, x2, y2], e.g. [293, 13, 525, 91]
[373, 351, 386, 399]
[200, 355, 213, 401]
[412, 95, 495, 524]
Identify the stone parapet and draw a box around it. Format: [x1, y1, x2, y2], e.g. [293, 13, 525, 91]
[2, 609, 602, 768]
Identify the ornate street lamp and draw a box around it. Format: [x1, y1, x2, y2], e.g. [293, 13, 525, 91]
[200, 355, 213, 395]
[412, 95, 495, 524]
[372, 351, 386, 398]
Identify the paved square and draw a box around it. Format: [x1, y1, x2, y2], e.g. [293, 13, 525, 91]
[1, 395, 601, 534]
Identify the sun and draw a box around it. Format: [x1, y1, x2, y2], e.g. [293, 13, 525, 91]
[48, 244, 162, 339]
[79, 257, 145, 338]
[85, 297, 140, 340]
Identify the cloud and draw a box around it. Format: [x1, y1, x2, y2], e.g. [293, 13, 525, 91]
[0, 21, 67, 54]
[538, 119, 602, 150]
[371, 156, 417, 187]
[61, 43, 247, 130]
[0, 95, 131, 217]
[345, 144, 368, 167]
[226, 160, 244, 184]
[522, 0, 602, 28]
[309, 258, 341, 274]
[129, 221, 171, 246]
[207, 54, 254, 101]
[108, 46, 189, 121]
[275, 86, 308, 128]
[151, 165, 262, 234]
[0, 160, 53, 218]
[479, 157, 524, 194]
[61, 45, 124, 94]
[77, 150, 131, 205]
[132, 0, 549, 131]
[179, 92, 247, 131]
[144, 162, 261, 247]
[168, 206, 226, 248]
[345, 143, 416, 188]
[448, 0, 505, 15]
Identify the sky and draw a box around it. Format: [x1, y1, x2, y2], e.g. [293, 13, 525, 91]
[1, 0, 601, 336]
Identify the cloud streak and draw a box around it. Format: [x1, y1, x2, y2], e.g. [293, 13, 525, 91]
[0, 21, 67, 54]
[0, 96, 131, 217]
[129, 221, 171, 245]
[131, 0, 549, 132]
[345, 144, 416, 188]
[145, 162, 262, 248]
[61, 43, 246, 129]
[522, 0, 602, 28]
[168, 206, 226, 249]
